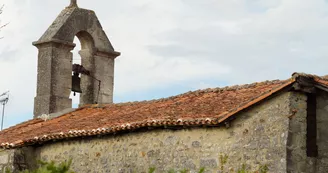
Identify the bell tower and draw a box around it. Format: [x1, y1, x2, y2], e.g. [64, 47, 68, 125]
[33, 0, 120, 118]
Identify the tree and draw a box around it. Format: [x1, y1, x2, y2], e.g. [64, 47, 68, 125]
[0, 4, 8, 38]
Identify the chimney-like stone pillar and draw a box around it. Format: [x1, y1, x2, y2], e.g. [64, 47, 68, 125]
[79, 49, 94, 106]
[93, 51, 117, 104]
[33, 40, 75, 118]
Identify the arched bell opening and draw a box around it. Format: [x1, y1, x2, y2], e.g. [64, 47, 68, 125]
[69, 36, 82, 108]
[70, 31, 96, 107]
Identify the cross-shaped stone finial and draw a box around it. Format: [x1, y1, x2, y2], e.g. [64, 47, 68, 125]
[69, 0, 78, 7]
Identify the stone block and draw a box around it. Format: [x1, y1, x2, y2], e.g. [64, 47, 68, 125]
[200, 158, 218, 168]
[0, 155, 8, 164]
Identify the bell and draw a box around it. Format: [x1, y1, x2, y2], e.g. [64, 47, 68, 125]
[72, 73, 82, 95]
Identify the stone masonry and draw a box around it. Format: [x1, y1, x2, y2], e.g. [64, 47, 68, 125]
[0, 148, 36, 173]
[33, 3, 120, 118]
[286, 90, 328, 173]
[315, 90, 328, 172]
[1, 92, 294, 173]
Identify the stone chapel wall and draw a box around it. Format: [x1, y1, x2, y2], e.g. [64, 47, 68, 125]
[33, 92, 296, 173]
[286, 90, 328, 173]
[315, 90, 328, 172]
[0, 148, 36, 173]
[286, 92, 309, 173]
[0, 149, 15, 172]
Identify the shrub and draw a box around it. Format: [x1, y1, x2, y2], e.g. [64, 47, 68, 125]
[6, 159, 74, 173]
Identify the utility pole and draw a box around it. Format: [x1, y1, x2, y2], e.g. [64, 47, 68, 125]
[0, 91, 9, 130]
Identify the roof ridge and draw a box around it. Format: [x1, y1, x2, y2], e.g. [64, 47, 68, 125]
[106, 79, 286, 108]
[292, 72, 328, 81]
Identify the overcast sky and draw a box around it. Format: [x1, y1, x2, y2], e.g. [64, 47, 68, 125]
[0, 0, 328, 128]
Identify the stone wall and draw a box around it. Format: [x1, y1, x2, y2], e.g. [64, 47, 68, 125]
[0, 148, 34, 173]
[0, 149, 14, 172]
[33, 92, 295, 173]
[316, 89, 328, 172]
[286, 92, 309, 173]
[286, 89, 328, 173]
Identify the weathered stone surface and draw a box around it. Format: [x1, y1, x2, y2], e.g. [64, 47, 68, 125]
[285, 89, 328, 173]
[31, 92, 293, 173]
[192, 141, 201, 148]
[0, 154, 8, 164]
[200, 158, 218, 168]
[287, 92, 308, 173]
[0, 149, 35, 173]
[316, 90, 328, 172]
[33, 5, 120, 118]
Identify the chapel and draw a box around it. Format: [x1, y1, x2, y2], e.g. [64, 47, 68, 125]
[0, 1, 327, 173]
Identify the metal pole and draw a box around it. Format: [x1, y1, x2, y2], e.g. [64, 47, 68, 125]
[1, 102, 4, 130]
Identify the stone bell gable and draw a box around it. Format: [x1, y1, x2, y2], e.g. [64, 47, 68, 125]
[33, 1, 120, 118]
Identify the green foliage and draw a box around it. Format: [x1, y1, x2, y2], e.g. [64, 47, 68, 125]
[258, 165, 268, 173]
[167, 169, 176, 173]
[148, 167, 156, 173]
[147, 168, 205, 173]
[236, 163, 268, 173]
[5, 159, 75, 173]
[219, 154, 229, 171]
[4, 157, 268, 173]
[179, 168, 189, 173]
[5, 167, 12, 173]
[237, 164, 248, 173]
[198, 167, 205, 173]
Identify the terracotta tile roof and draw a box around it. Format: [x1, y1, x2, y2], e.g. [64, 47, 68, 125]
[1, 72, 327, 149]
[315, 77, 328, 87]
[293, 72, 328, 87]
